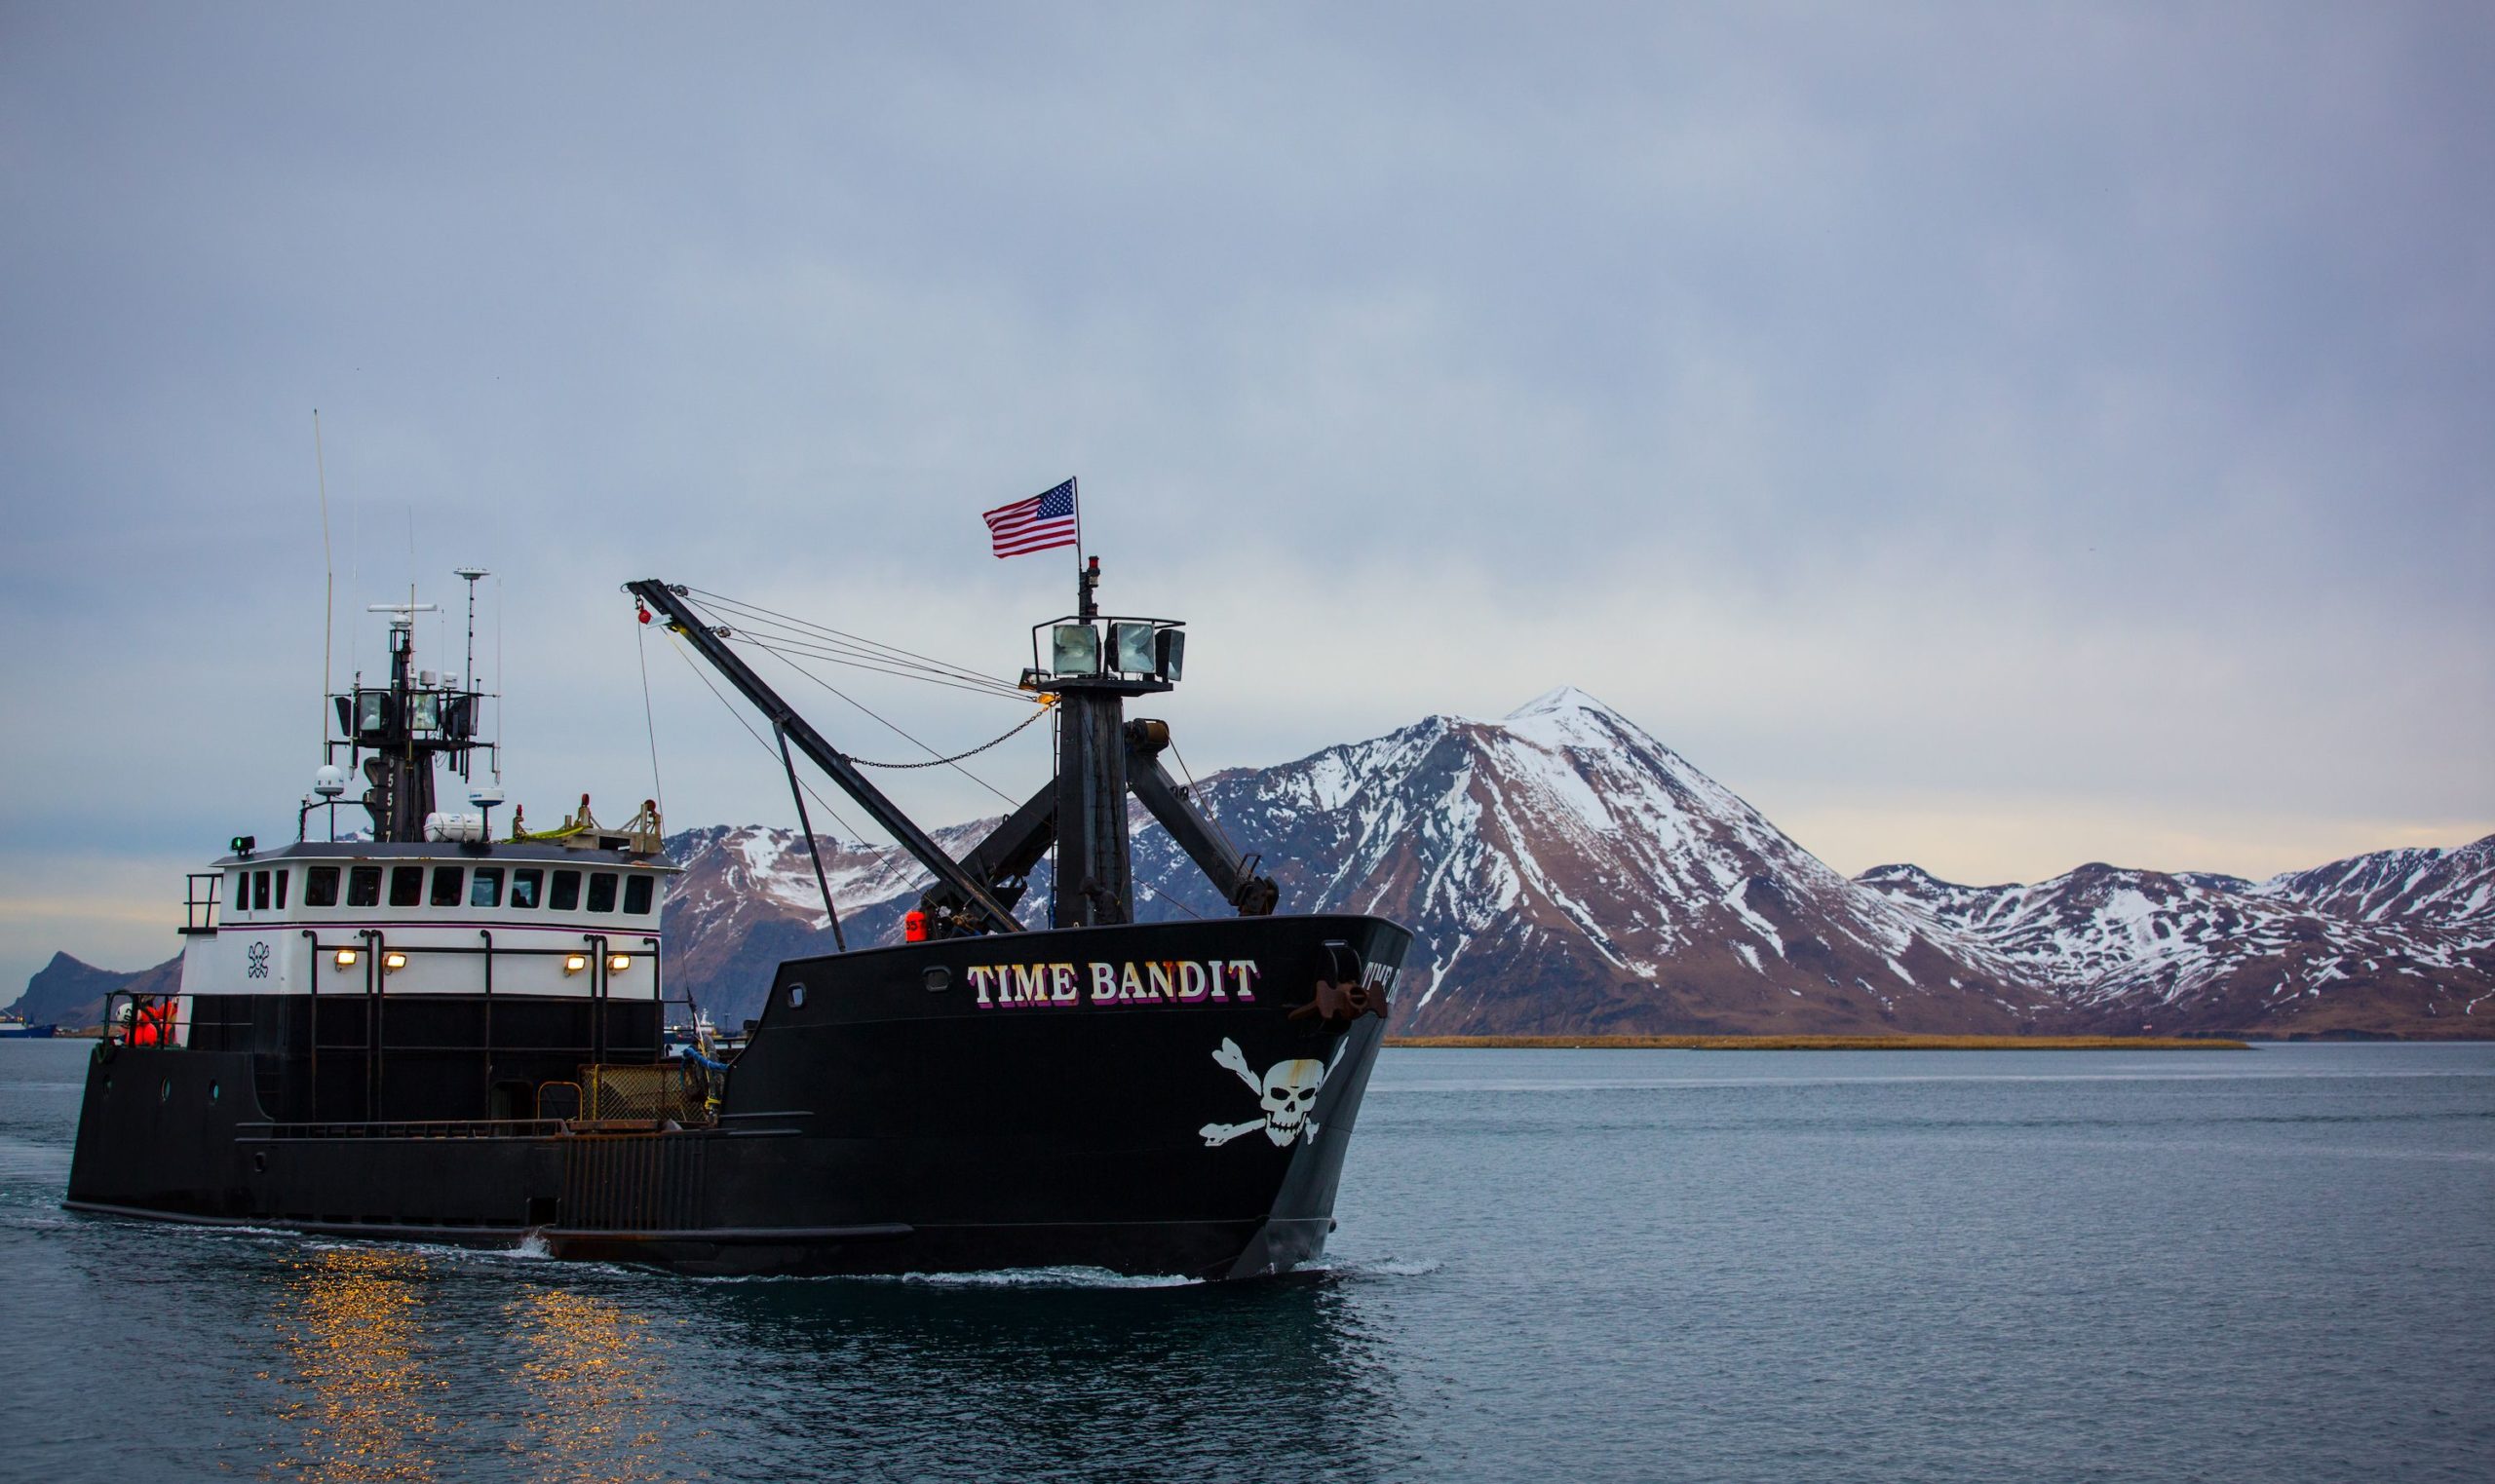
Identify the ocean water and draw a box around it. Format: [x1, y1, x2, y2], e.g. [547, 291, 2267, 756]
[3, 1039, 2490, 1483]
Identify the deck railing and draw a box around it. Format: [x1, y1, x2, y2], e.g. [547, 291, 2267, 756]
[101, 959, 729, 1128]
[239, 1117, 572, 1140]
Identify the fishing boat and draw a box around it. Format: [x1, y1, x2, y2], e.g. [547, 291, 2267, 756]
[0, 1013, 58, 1040]
[65, 558, 1411, 1277]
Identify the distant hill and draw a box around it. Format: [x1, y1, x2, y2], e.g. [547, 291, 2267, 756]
[6, 951, 180, 1030]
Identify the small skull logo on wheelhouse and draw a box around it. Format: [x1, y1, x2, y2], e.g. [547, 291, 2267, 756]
[1200, 1038, 1328, 1148]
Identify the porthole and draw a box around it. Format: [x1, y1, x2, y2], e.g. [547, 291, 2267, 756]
[787, 982, 807, 1008]
[208, 1081, 221, 1103]
[160, 1078, 172, 1103]
[252, 1152, 268, 1174]
[922, 966, 951, 993]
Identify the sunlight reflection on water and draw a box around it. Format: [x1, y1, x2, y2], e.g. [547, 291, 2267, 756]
[503, 1286, 681, 1484]
[267, 1247, 444, 1482]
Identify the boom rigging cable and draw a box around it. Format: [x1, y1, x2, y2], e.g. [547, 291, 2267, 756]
[723, 630, 1030, 701]
[662, 630, 873, 846]
[777, 724, 847, 951]
[838, 703, 1053, 771]
[745, 642, 1029, 808]
[718, 626, 1027, 699]
[689, 587, 1017, 691]
[635, 621, 665, 817]
[686, 588, 1027, 699]
[1131, 874, 1208, 923]
[1166, 740, 1242, 859]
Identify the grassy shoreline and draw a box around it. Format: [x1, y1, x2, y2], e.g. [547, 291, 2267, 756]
[1384, 1034, 2249, 1051]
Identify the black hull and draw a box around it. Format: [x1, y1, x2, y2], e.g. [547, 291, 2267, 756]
[66, 915, 1409, 1279]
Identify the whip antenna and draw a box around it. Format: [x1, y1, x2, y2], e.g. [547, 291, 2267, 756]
[455, 567, 490, 783]
[314, 409, 334, 753]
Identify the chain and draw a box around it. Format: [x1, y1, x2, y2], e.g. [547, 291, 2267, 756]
[849, 702, 1054, 770]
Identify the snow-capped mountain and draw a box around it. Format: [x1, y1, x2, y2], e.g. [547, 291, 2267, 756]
[2255, 837, 2495, 927]
[1855, 855, 2495, 1038]
[1124, 688, 2036, 1035]
[659, 690, 2048, 1034]
[646, 691, 2494, 1037]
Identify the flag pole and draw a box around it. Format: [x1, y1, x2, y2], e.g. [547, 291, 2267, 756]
[1072, 476, 1092, 618]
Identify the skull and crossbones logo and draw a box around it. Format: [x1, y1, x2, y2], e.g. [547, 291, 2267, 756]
[1199, 1038, 1327, 1148]
[246, 941, 271, 979]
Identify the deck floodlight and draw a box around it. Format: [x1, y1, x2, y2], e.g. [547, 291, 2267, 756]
[607, 954, 632, 972]
[333, 948, 358, 969]
[563, 953, 590, 975]
[1155, 628, 1185, 683]
[382, 951, 408, 972]
[357, 691, 390, 734]
[1110, 622, 1156, 675]
[1052, 623, 1100, 676]
[410, 694, 441, 733]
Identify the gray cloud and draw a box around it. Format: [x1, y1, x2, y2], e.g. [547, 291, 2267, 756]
[2, 2, 2487, 989]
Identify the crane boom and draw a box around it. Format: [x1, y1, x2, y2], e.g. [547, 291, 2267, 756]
[626, 579, 1024, 935]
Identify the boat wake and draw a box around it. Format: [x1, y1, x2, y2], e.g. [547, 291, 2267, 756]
[1308, 1254, 1443, 1279]
[861, 1265, 1205, 1290]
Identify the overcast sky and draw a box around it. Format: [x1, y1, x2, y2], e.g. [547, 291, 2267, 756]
[2, 2, 2488, 991]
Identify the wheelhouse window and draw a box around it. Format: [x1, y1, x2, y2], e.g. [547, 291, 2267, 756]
[348, 866, 382, 907]
[510, 869, 543, 909]
[305, 866, 341, 908]
[623, 875, 654, 915]
[230, 873, 249, 911]
[586, 872, 618, 913]
[273, 869, 288, 909]
[431, 865, 463, 907]
[389, 865, 423, 908]
[470, 866, 504, 908]
[549, 870, 582, 912]
[252, 871, 271, 911]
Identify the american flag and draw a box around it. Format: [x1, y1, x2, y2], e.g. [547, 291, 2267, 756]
[982, 478, 1080, 558]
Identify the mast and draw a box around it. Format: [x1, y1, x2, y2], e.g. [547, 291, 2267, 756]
[626, 580, 1025, 935]
[1051, 556, 1134, 927]
[1017, 556, 1276, 928]
[330, 601, 491, 842]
